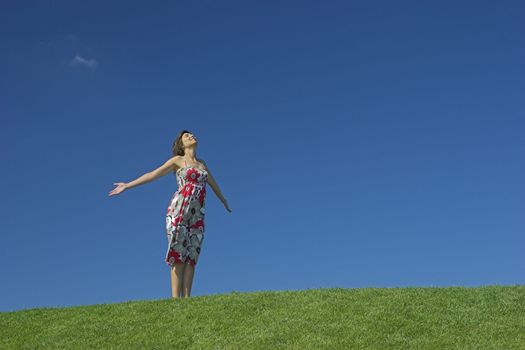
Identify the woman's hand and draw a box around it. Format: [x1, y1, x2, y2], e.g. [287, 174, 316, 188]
[109, 182, 128, 196]
[223, 199, 232, 213]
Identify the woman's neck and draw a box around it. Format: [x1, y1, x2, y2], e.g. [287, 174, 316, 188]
[184, 150, 197, 161]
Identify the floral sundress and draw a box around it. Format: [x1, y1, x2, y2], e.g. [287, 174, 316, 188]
[165, 159, 208, 267]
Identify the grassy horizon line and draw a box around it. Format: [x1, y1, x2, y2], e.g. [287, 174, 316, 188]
[1, 285, 524, 349]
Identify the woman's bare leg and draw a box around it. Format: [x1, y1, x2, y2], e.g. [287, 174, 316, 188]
[182, 261, 195, 298]
[170, 262, 185, 298]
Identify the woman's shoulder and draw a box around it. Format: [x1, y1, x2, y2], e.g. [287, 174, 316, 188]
[171, 155, 185, 171]
[197, 158, 208, 169]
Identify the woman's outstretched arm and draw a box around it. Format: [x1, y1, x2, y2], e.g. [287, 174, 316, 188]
[126, 157, 177, 189]
[109, 156, 178, 196]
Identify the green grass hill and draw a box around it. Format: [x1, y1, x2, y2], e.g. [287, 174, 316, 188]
[1, 285, 523, 349]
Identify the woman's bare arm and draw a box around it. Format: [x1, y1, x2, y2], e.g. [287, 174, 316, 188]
[125, 157, 177, 190]
[199, 158, 227, 204]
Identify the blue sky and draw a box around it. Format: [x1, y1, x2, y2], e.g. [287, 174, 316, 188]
[1, 0, 523, 312]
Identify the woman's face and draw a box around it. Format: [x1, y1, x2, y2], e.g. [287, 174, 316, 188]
[182, 132, 198, 147]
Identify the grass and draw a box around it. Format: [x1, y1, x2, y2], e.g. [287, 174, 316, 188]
[1, 285, 524, 349]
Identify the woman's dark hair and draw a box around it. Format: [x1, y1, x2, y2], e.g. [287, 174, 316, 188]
[171, 130, 192, 176]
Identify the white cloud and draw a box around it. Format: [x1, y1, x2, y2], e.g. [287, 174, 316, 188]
[69, 54, 98, 70]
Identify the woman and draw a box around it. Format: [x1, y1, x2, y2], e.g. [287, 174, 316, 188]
[109, 130, 232, 299]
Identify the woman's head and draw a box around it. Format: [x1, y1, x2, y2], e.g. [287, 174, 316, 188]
[172, 130, 198, 176]
[172, 130, 198, 157]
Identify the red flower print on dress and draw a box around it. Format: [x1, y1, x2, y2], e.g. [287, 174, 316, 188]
[185, 168, 201, 182]
[167, 249, 183, 264]
[191, 219, 205, 230]
[181, 184, 193, 197]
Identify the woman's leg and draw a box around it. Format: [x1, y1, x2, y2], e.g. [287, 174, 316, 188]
[182, 262, 195, 298]
[170, 262, 185, 298]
